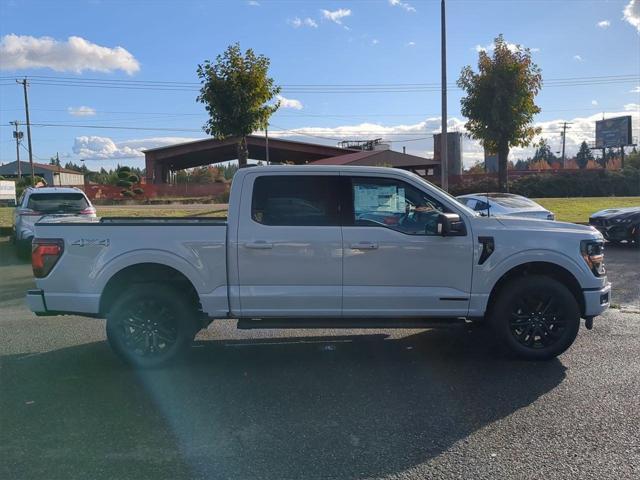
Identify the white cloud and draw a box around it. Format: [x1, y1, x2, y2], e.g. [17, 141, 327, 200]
[321, 8, 351, 24]
[268, 108, 640, 166]
[67, 106, 96, 117]
[591, 100, 599, 106]
[0, 34, 140, 74]
[597, 20, 611, 28]
[277, 94, 303, 110]
[247, 1, 260, 6]
[371, 39, 379, 45]
[631, 85, 640, 93]
[389, 0, 416, 13]
[475, 42, 539, 53]
[289, 17, 318, 28]
[73, 136, 200, 159]
[406, 41, 416, 47]
[623, 0, 640, 32]
[573, 54, 583, 61]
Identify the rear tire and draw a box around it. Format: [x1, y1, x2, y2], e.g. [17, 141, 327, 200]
[106, 284, 199, 368]
[490, 275, 580, 360]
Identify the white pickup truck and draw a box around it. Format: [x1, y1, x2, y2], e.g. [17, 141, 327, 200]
[26, 166, 611, 367]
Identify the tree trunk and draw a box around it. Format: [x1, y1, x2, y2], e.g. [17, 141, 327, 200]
[237, 136, 248, 167]
[497, 141, 509, 192]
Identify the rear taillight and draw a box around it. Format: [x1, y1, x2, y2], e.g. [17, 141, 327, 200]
[80, 206, 96, 215]
[32, 239, 64, 278]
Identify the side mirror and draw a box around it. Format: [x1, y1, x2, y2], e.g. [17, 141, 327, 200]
[436, 213, 466, 236]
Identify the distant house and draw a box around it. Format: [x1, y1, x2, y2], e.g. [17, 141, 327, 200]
[0, 161, 85, 186]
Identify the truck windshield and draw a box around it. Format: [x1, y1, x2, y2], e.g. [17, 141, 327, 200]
[27, 193, 89, 213]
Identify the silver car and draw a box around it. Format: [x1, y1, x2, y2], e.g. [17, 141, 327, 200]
[13, 187, 96, 256]
[456, 193, 555, 220]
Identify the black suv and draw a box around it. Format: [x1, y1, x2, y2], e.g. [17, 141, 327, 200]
[589, 206, 640, 247]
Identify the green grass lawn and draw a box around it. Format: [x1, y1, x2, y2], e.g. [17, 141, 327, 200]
[534, 197, 640, 223]
[1, 197, 638, 230]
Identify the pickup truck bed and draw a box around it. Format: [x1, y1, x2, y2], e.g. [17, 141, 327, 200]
[29, 216, 230, 317]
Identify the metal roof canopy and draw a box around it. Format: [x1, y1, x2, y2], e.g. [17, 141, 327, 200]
[144, 135, 356, 183]
[310, 149, 439, 168]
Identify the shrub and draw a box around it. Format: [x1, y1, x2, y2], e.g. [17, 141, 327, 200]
[449, 168, 639, 198]
[116, 180, 133, 188]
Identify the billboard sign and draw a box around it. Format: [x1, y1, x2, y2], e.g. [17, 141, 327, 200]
[595, 116, 632, 148]
[0, 180, 16, 206]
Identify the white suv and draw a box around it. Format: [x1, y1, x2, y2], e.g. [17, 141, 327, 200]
[13, 187, 96, 256]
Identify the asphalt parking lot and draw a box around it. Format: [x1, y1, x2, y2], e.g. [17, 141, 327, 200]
[1, 238, 638, 480]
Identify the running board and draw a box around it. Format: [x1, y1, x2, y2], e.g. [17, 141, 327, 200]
[236, 317, 468, 330]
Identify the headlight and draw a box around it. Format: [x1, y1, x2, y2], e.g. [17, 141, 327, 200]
[580, 240, 605, 277]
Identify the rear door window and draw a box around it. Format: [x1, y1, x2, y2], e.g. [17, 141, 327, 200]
[251, 175, 344, 226]
[27, 193, 89, 213]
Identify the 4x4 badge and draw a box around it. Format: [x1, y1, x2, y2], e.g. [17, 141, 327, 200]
[71, 239, 110, 247]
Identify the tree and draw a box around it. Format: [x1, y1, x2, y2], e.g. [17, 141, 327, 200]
[575, 141, 594, 169]
[465, 161, 485, 174]
[197, 44, 281, 166]
[457, 34, 542, 191]
[49, 156, 61, 167]
[532, 138, 557, 165]
[116, 166, 144, 197]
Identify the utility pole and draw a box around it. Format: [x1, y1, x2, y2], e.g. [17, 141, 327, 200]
[560, 122, 572, 168]
[10, 121, 23, 178]
[440, 0, 448, 191]
[17, 78, 35, 182]
[56, 152, 61, 185]
[265, 125, 270, 165]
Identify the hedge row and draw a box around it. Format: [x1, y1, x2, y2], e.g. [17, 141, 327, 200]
[448, 168, 640, 198]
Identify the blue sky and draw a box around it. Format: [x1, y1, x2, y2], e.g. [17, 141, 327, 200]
[1, 0, 639, 170]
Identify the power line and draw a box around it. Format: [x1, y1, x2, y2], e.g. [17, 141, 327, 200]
[0, 74, 637, 94]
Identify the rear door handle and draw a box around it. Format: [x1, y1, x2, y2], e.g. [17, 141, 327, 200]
[245, 241, 273, 249]
[350, 242, 378, 250]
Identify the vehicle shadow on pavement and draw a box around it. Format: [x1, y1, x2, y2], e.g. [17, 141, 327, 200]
[0, 327, 566, 480]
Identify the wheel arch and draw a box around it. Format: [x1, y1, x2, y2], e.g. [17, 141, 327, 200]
[99, 262, 201, 316]
[486, 261, 585, 317]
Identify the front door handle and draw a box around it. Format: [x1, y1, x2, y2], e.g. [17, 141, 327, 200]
[245, 241, 273, 249]
[350, 241, 378, 250]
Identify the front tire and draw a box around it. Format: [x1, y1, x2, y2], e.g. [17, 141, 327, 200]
[106, 284, 199, 368]
[490, 275, 580, 360]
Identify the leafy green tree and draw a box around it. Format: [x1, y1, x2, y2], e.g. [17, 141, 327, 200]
[197, 43, 281, 166]
[532, 138, 557, 165]
[49, 156, 61, 167]
[458, 34, 542, 191]
[115, 166, 143, 197]
[575, 141, 594, 169]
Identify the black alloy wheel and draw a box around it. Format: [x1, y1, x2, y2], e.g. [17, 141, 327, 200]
[491, 275, 581, 360]
[106, 284, 198, 368]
